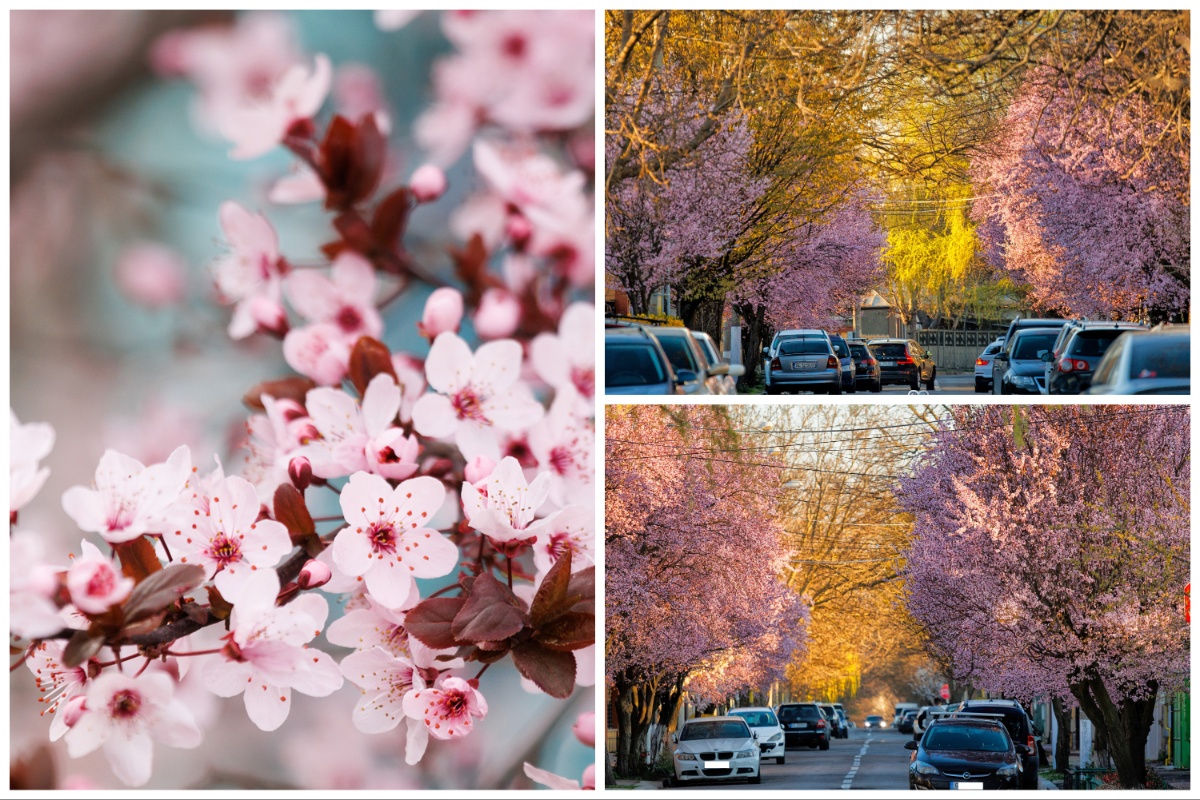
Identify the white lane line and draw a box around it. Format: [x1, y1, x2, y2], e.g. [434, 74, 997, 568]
[842, 735, 873, 789]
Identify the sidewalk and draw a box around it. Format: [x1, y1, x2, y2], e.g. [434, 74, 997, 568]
[1150, 763, 1190, 790]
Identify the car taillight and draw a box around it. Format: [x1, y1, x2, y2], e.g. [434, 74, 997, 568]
[827, 356, 838, 368]
[976, 357, 988, 366]
[897, 357, 914, 366]
[864, 358, 876, 366]
[1028, 734, 1036, 750]
[816, 720, 826, 729]
[1070, 358, 1089, 371]
[771, 357, 782, 370]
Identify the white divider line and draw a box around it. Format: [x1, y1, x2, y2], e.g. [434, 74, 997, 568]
[841, 734, 873, 789]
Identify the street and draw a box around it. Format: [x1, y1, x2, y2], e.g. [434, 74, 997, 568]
[750, 371, 978, 396]
[674, 729, 914, 791]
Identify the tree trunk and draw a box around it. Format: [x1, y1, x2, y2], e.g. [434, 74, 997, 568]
[736, 302, 766, 389]
[613, 670, 666, 779]
[1071, 676, 1157, 789]
[1052, 697, 1072, 771]
[679, 297, 725, 347]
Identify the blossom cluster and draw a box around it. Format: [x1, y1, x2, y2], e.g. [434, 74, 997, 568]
[10, 10, 595, 789]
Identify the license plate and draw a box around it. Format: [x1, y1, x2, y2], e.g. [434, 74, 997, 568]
[881, 361, 896, 367]
[952, 782, 984, 790]
[791, 360, 816, 369]
[703, 761, 730, 769]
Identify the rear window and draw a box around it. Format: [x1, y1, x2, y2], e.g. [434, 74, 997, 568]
[655, 336, 700, 372]
[982, 341, 1003, 356]
[779, 338, 831, 356]
[849, 344, 871, 358]
[731, 710, 778, 727]
[1067, 330, 1131, 358]
[1129, 336, 1189, 379]
[605, 343, 668, 387]
[778, 705, 821, 721]
[696, 337, 720, 366]
[1013, 333, 1056, 360]
[873, 342, 908, 358]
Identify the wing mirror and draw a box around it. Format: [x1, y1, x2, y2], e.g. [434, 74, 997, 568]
[1038, 350, 1052, 361]
[904, 740, 919, 751]
[726, 363, 745, 378]
[761, 347, 770, 358]
[708, 363, 730, 376]
[674, 369, 698, 385]
[994, 352, 1010, 362]
[1015, 744, 1031, 756]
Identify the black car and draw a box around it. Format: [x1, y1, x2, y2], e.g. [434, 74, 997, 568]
[897, 709, 918, 734]
[868, 339, 935, 390]
[776, 703, 831, 750]
[906, 718, 1029, 790]
[847, 339, 883, 393]
[953, 700, 1041, 789]
[818, 703, 847, 739]
[995, 327, 1059, 394]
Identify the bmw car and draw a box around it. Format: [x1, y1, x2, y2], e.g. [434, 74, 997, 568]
[671, 716, 761, 786]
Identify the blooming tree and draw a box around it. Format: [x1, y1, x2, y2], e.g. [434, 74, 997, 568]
[898, 405, 1189, 788]
[605, 405, 808, 779]
[971, 70, 1190, 321]
[10, 11, 595, 790]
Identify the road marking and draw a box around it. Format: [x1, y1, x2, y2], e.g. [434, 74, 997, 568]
[841, 735, 873, 789]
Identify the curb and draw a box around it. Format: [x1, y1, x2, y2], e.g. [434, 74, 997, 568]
[1039, 776, 1060, 790]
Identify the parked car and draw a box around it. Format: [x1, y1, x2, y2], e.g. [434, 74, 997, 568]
[765, 335, 841, 395]
[974, 338, 1005, 393]
[671, 716, 761, 786]
[819, 703, 847, 739]
[776, 702, 831, 750]
[847, 339, 883, 392]
[645, 326, 716, 395]
[893, 702, 919, 727]
[863, 715, 887, 729]
[1044, 321, 1147, 394]
[692, 331, 745, 395]
[729, 706, 786, 765]
[1085, 327, 1190, 395]
[906, 717, 1028, 790]
[762, 329, 833, 392]
[604, 324, 685, 395]
[869, 339, 935, 390]
[833, 703, 850, 737]
[994, 327, 1059, 394]
[951, 699, 1041, 789]
[992, 318, 1067, 392]
[827, 334, 857, 393]
[897, 709, 919, 734]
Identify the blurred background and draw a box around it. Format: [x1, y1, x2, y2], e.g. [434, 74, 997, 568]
[9, 10, 593, 790]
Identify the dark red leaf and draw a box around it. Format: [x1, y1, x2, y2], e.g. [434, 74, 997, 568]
[273, 483, 315, 542]
[242, 377, 316, 411]
[347, 336, 398, 396]
[10, 743, 57, 790]
[114, 537, 164, 582]
[535, 611, 595, 652]
[405, 596, 467, 649]
[449, 234, 499, 305]
[346, 113, 386, 205]
[565, 565, 596, 613]
[123, 563, 206, 622]
[319, 115, 357, 209]
[61, 629, 106, 669]
[511, 640, 577, 699]
[451, 573, 527, 643]
[332, 210, 376, 254]
[372, 187, 413, 251]
[530, 549, 572, 626]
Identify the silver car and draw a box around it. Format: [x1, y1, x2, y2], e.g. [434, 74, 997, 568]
[765, 334, 841, 394]
[646, 326, 715, 395]
[1085, 327, 1190, 395]
[671, 716, 761, 786]
[692, 331, 744, 395]
[974, 338, 1004, 393]
[762, 328, 832, 391]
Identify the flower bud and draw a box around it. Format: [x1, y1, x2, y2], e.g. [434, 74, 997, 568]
[297, 559, 332, 590]
[506, 215, 533, 249]
[582, 764, 596, 790]
[410, 164, 447, 203]
[113, 242, 188, 309]
[419, 287, 463, 339]
[474, 289, 521, 340]
[61, 695, 88, 729]
[464, 455, 495, 485]
[251, 295, 289, 338]
[573, 711, 596, 747]
[288, 456, 313, 492]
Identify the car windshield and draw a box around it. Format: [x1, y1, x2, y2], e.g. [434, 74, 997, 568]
[779, 338, 830, 355]
[1067, 329, 1129, 358]
[873, 342, 908, 358]
[1129, 337, 1189, 379]
[654, 336, 699, 372]
[925, 725, 1011, 752]
[867, 716, 883, 722]
[1013, 333, 1056, 360]
[681, 720, 750, 741]
[605, 344, 667, 387]
[778, 706, 820, 721]
[731, 710, 778, 727]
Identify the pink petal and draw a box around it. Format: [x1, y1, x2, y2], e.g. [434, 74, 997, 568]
[286, 269, 340, 323]
[338, 471, 394, 529]
[330, 251, 377, 306]
[219, 201, 278, 259]
[405, 716, 430, 765]
[404, 528, 458, 579]
[471, 339, 523, 394]
[61, 486, 105, 533]
[103, 729, 154, 787]
[483, 386, 545, 432]
[290, 649, 343, 697]
[332, 525, 374, 577]
[454, 421, 502, 463]
[524, 763, 580, 791]
[424, 332, 473, 394]
[243, 680, 291, 731]
[200, 658, 255, 698]
[364, 562, 415, 610]
[361, 374, 401, 437]
[411, 394, 457, 439]
[151, 700, 202, 749]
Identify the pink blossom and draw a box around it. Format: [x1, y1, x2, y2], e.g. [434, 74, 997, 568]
[61, 445, 191, 544]
[531, 302, 594, 399]
[573, 711, 596, 747]
[334, 62, 391, 131]
[531, 504, 594, 575]
[282, 322, 352, 385]
[473, 288, 521, 339]
[64, 670, 202, 787]
[268, 162, 326, 204]
[66, 540, 133, 615]
[461, 456, 551, 544]
[113, 242, 188, 309]
[166, 469, 292, 595]
[390, 353, 428, 424]
[410, 163, 448, 203]
[297, 558, 331, 589]
[411, 332, 544, 462]
[240, 395, 309, 503]
[213, 201, 286, 340]
[301, 374, 419, 481]
[285, 252, 382, 339]
[464, 455, 495, 485]
[26, 639, 112, 742]
[402, 674, 488, 741]
[10, 409, 55, 518]
[523, 763, 584, 791]
[199, 569, 342, 731]
[10, 531, 64, 639]
[340, 640, 463, 740]
[326, 597, 417, 656]
[334, 472, 456, 609]
[528, 392, 594, 508]
[220, 53, 333, 160]
[419, 287, 464, 339]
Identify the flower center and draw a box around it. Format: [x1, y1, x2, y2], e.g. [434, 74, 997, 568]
[439, 689, 468, 719]
[502, 34, 526, 59]
[369, 523, 397, 555]
[570, 366, 595, 398]
[207, 535, 243, 567]
[547, 532, 578, 561]
[548, 446, 574, 476]
[335, 305, 363, 333]
[108, 689, 141, 719]
[451, 388, 489, 423]
[86, 567, 116, 597]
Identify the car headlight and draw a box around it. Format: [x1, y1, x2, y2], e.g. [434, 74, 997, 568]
[911, 760, 939, 776]
[675, 752, 697, 761]
[996, 764, 1019, 777]
[1011, 375, 1035, 387]
[736, 749, 757, 759]
[768, 733, 783, 742]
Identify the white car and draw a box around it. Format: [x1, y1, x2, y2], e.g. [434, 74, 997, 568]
[692, 331, 744, 395]
[671, 716, 761, 786]
[729, 706, 786, 765]
[974, 338, 1005, 393]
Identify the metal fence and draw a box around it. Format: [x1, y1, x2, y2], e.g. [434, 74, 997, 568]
[916, 329, 1005, 372]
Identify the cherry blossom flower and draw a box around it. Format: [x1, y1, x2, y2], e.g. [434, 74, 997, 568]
[66, 540, 133, 615]
[461, 456, 551, 544]
[213, 201, 286, 340]
[199, 570, 342, 732]
[64, 670, 202, 787]
[301, 374, 419, 481]
[325, 595, 418, 656]
[284, 251, 382, 339]
[26, 640, 107, 742]
[530, 301, 594, 405]
[269, 162, 326, 204]
[334, 472, 456, 609]
[240, 394, 310, 503]
[112, 242, 188, 309]
[419, 287, 463, 339]
[282, 322, 352, 385]
[166, 469, 292, 595]
[473, 288, 521, 339]
[340, 639, 463, 745]
[10, 531, 66, 640]
[61, 445, 191, 544]
[220, 53, 333, 159]
[10, 409, 55, 520]
[391, 353, 428, 425]
[528, 392, 594, 508]
[573, 711, 596, 747]
[402, 674, 488, 742]
[531, 504, 594, 575]
[411, 332, 543, 462]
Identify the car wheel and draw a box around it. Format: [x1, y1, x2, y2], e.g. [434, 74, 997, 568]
[766, 384, 780, 395]
[925, 368, 936, 390]
[847, 383, 856, 393]
[975, 377, 987, 393]
[871, 378, 882, 393]
[819, 740, 830, 751]
[777, 757, 785, 765]
[663, 776, 673, 788]
[828, 381, 841, 395]
[748, 774, 761, 785]
[909, 376, 919, 391]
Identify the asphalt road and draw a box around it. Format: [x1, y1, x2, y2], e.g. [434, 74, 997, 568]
[751, 372, 979, 397]
[674, 728, 914, 791]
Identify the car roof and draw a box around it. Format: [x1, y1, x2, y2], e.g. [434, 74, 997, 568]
[926, 717, 1008, 731]
[730, 706, 773, 713]
[684, 715, 746, 725]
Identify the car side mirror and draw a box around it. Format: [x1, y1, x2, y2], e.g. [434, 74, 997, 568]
[1040, 351, 1053, 362]
[726, 364, 745, 378]
[995, 352, 1009, 362]
[753, 731, 759, 740]
[674, 369, 698, 385]
[1015, 744, 1031, 756]
[904, 740, 919, 751]
[762, 347, 770, 358]
[708, 363, 730, 376]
